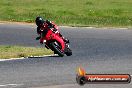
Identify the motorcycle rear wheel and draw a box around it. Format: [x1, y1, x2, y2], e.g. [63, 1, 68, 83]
[65, 48, 72, 56]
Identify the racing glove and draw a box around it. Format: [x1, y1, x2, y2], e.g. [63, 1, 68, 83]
[36, 36, 41, 40]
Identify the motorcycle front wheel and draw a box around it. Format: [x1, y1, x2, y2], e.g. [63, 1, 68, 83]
[51, 42, 64, 57]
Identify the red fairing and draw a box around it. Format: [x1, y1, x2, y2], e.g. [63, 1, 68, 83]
[52, 34, 65, 51]
[39, 26, 65, 51]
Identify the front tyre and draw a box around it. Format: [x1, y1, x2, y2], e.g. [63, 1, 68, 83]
[51, 42, 64, 57]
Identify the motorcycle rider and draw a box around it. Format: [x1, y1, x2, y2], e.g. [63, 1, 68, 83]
[35, 16, 69, 44]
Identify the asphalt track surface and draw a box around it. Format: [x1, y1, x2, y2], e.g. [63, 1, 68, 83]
[0, 23, 132, 88]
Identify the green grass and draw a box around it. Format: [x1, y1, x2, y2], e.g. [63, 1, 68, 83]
[0, 0, 132, 27]
[0, 45, 53, 59]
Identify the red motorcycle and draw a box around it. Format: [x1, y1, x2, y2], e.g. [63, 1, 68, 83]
[38, 24, 72, 57]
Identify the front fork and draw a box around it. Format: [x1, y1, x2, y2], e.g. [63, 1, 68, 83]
[43, 40, 50, 49]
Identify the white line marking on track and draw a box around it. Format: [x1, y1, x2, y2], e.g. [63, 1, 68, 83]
[0, 54, 57, 61]
[0, 84, 23, 87]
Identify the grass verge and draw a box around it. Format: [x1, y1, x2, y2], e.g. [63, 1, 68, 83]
[0, 0, 132, 27]
[0, 45, 53, 59]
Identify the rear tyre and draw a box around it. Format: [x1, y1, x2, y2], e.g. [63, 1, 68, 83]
[65, 48, 72, 56]
[51, 42, 64, 57]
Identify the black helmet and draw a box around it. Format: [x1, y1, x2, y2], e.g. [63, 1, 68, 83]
[35, 16, 44, 26]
